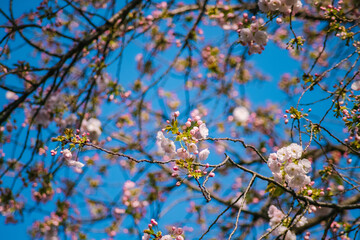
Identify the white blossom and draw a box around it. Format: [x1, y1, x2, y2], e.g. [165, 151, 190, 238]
[160, 235, 173, 240]
[268, 205, 284, 225]
[66, 160, 85, 168]
[65, 160, 85, 172]
[142, 233, 151, 240]
[199, 123, 209, 138]
[268, 0, 282, 11]
[351, 81, 360, 91]
[62, 149, 72, 160]
[268, 158, 281, 173]
[284, 163, 302, 177]
[96, 75, 110, 92]
[239, 28, 253, 43]
[124, 180, 136, 189]
[298, 158, 311, 173]
[30, 107, 51, 128]
[160, 138, 175, 152]
[288, 173, 310, 189]
[254, 31, 268, 46]
[284, 230, 296, 240]
[249, 44, 263, 55]
[199, 148, 210, 161]
[273, 171, 284, 183]
[287, 143, 303, 159]
[276, 147, 289, 163]
[258, 0, 270, 12]
[279, 2, 291, 13]
[250, 23, 259, 32]
[188, 143, 198, 154]
[273, 225, 287, 235]
[259, 0, 302, 13]
[177, 148, 189, 159]
[233, 106, 250, 123]
[5, 91, 18, 101]
[293, 0, 303, 13]
[47, 94, 64, 111]
[295, 215, 308, 227]
[268, 205, 297, 240]
[269, 143, 312, 189]
[269, 153, 278, 161]
[82, 118, 102, 139]
[161, 138, 176, 154]
[157, 131, 165, 142]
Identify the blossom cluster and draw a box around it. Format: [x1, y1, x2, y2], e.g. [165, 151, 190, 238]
[351, 80, 360, 91]
[51, 128, 97, 172]
[25, 92, 67, 129]
[142, 219, 184, 240]
[61, 149, 85, 172]
[237, 14, 268, 55]
[81, 118, 102, 140]
[232, 106, 250, 124]
[268, 205, 308, 240]
[157, 110, 211, 180]
[258, 0, 302, 15]
[30, 212, 64, 240]
[267, 143, 312, 189]
[0, 188, 24, 224]
[122, 180, 149, 221]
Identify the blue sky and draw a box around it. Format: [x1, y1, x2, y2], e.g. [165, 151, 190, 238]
[1, 0, 353, 239]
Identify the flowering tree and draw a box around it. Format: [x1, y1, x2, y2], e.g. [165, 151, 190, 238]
[1, 0, 360, 239]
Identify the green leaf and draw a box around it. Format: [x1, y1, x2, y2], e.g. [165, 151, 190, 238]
[265, 182, 284, 197]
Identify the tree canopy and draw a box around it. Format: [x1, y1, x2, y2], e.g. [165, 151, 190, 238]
[0, 0, 360, 239]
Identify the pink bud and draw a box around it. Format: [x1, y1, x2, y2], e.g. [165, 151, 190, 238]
[209, 172, 215, 177]
[150, 219, 158, 226]
[310, 205, 317, 212]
